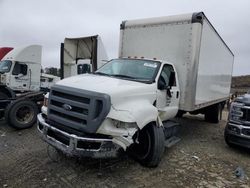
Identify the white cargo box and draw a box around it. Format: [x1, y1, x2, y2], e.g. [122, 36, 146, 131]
[119, 12, 234, 111]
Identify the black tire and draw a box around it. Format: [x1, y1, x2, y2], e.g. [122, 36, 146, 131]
[205, 104, 219, 123]
[176, 110, 185, 118]
[128, 123, 165, 168]
[5, 100, 38, 129]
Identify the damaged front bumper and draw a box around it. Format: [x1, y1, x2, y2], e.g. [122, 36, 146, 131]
[37, 113, 123, 158]
[225, 122, 250, 148]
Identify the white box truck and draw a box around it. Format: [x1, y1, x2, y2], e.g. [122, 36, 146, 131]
[38, 12, 234, 167]
[119, 12, 234, 120]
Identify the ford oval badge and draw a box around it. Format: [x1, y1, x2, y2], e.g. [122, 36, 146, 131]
[62, 104, 72, 111]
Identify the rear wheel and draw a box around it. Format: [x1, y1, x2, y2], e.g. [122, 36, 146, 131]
[205, 104, 219, 123]
[5, 100, 38, 129]
[128, 123, 165, 167]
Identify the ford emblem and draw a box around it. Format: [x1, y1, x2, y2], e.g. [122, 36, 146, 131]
[62, 104, 72, 111]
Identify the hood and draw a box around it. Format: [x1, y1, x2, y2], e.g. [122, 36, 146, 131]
[235, 94, 250, 106]
[56, 74, 156, 103]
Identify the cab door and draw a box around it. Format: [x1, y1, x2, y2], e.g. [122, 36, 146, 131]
[156, 64, 180, 121]
[10, 62, 30, 90]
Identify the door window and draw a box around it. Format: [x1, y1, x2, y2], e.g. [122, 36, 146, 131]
[159, 64, 176, 86]
[12, 62, 28, 75]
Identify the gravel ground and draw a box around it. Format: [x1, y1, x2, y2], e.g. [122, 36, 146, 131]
[0, 110, 250, 188]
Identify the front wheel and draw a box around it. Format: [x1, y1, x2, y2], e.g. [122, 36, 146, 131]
[5, 100, 38, 129]
[128, 123, 165, 167]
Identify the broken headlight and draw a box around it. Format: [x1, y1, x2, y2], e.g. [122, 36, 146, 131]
[0, 74, 6, 84]
[43, 93, 49, 107]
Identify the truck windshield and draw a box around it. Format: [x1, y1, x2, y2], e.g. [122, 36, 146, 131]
[0, 60, 12, 73]
[95, 59, 160, 83]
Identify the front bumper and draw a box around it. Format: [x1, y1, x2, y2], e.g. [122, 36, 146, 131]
[225, 122, 250, 148]
[37, 113, 123, 158]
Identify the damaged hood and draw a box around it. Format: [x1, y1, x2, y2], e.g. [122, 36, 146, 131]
[56, 74, 156, 105]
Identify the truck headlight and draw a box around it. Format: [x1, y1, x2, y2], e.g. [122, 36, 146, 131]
[43, 92, 49, 107]
[0, 74, 6, 84]
[44, 97, 48, 107]
[230, 102, 243, 121]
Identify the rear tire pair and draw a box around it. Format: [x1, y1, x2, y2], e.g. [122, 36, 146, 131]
[128, 123, 165, 167]
[5, 100, 38, 129]
[205, 104, 220, 123]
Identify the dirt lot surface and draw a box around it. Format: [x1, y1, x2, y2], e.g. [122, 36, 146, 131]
[0, 111, 250, 188]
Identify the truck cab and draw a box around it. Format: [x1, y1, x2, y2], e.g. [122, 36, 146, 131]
[0, 45, 42, 93]
[38, 57, 180, 167]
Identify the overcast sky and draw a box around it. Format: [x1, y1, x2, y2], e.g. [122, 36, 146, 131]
[0, 0, 249, 76]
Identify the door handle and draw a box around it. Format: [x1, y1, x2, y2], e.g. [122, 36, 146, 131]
[176, 91, 179, 98]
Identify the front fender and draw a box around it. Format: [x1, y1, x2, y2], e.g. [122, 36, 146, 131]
[107, 100, 158, 129]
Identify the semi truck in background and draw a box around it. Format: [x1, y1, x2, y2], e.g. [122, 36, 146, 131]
[0, 45, 59, 128]
[60, 35, 108, 79]
[0, 47, 13, 60]
[38, 12, 234, 167]
[0, 35, 108, 129]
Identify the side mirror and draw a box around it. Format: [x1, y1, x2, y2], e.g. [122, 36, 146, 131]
[15, 73, 24, 79]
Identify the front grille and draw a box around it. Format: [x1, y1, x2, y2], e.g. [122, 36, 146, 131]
[242, 128, 250, 136]
[241, 108, 250, 122]
[47, 85, 111, 134]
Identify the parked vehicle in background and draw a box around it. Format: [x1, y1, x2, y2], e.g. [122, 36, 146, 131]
[38, 12, 234, 167]
[1, 34, 108, 128]
[0, 47, 13, 60]
[225, 89, 250, 148]
[0, 45, 58, 128]
[40, 73, 60, 91]
[61, 35, 108, 79]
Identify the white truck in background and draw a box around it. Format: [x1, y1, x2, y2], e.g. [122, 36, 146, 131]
[0, 35, 108, 129]
[40, 73, 60, 91]
[0, 45, 59, 128]
[60, 35, 108, 79]
[38, 12, 234, 167]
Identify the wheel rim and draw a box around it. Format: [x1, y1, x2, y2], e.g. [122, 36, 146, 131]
[15, 105, 34, 124]
[134, 129, 152, 160]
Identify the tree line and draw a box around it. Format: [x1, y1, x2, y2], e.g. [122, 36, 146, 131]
[41, 67, 61, 77]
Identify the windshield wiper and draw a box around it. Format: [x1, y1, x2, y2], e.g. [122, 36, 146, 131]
[111, 74, 152, 83]
[111, 74, 135, 79]
[94, 72, 110, 76]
